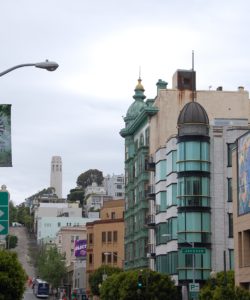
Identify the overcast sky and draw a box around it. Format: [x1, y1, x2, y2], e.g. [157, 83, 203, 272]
[1, 0, 250, 205]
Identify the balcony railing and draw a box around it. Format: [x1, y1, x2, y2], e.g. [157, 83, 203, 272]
[145, 185, 155, 200]
[145, 156, 155, 171]
[146, 214, 155, 227]
[146, 243, 156, 257]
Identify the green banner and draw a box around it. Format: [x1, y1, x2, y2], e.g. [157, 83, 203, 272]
[0, 105, 12, 167]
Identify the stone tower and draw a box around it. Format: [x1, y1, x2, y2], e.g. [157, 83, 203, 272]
[50, 156, 62, 198]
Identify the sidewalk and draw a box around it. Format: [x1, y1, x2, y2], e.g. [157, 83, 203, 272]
[10, 226, 36, 279]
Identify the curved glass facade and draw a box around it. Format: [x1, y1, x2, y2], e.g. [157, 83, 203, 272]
[178, 176, 210, 207]
[177, 137, 211, 282]
[177, 141, 210, 172]
[178, 249, 211, 281]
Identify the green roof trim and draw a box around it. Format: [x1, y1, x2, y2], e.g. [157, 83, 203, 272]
[120, 106, 158, 137]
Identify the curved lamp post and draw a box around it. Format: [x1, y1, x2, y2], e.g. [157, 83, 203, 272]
[0, 60, 59, 77]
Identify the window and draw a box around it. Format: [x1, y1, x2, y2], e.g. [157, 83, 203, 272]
[108, 231, 112, 243]
[89, 253, 93, 265]
[178, 176, 210, 207]
[135, 139, 139, 151]
[145, 128, 150, 146]
[71, 236, 74, 243]
[58, 222, 61, 227]
[227, 143, 235, 167]
[185, 254, 193, 268]
[228, 213, 233, 238]
[111, 212, 116, 219]
[102, 232, 106, 243]
[113, 231, 118, 242]
[229, 249, 234, 269]
[139, 133, 144, 146]
[113, 252, 118, 264]
[227, 178, 232, 202]
[156, 253, 177, 275]
[177, 141, 210, 172]
[116, 184, 122, 189]
[167, 184, 177, 207]
[156, 191, 167, 213]
[166, 217, 177, 239]
[167, 150, 177, 175]
[107, 253, 112, 264]
[102, 253, 106, 263]
[178, 212, 211, 242]
[156, 223, 167, 245]
[88, 233, 93, 245]
[156, 160, 166, 182]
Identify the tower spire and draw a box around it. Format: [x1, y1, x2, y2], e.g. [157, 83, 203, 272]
[192, 50, 195, 102]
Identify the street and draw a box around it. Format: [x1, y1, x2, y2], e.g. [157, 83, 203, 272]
[9, 226, 53, 300]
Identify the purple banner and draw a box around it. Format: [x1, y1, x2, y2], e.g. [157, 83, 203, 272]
[74, 240, 87, 257]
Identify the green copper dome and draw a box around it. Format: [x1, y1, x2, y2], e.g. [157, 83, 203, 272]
[125, 78, 146, 122]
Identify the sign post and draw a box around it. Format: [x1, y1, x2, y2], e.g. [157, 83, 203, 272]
[0, 186, 9, 236]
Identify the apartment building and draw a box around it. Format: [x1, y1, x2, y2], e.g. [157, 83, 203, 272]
[121, 69, 250, 297]
[56, 225, 87, 294]
[86, 200, 125, 296]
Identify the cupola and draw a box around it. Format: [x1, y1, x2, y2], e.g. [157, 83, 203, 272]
[177, 101, 209, 136]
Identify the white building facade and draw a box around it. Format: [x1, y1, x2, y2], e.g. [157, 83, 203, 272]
[103, 174, 125, 199]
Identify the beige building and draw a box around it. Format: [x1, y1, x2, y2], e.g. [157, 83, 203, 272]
[56, 225, 87, 294]
[150, 74, 250, 154]
[86, 199, 125, 296]
[233, 131, 250, 289]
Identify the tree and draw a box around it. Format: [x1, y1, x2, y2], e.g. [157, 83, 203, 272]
[5, 234, 18, 249]
[89, 265, 122, 297]
[37, 246, 67, 289]
[67, 187, 85, 206]
[100, 269, 180, 300]
[16, 203, 30, 225]
[0, 249, 27, 300]
[77, 169, 104, 189]
[9, 200, 17, 225]
[199, 270, 250, 300]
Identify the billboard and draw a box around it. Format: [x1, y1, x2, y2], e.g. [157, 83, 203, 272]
[74, 239, 87, 258]
[238, 131, 250, 215]
[0, 105, 12, 167]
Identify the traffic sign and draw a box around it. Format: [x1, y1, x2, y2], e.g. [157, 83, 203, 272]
[0, 206, 8, 220]
[0, 191, 9, 235]
[0, 192, 8, 205]
[189, 283, 200, 292]
[182, 247, 206, 254]
[0, 221, 8, 235]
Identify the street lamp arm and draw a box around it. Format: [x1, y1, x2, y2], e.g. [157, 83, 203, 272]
[0, 60, 59, 77]
[0, 63, 35, 77]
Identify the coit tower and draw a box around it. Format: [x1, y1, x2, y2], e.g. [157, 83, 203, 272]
[50, 156, 62, 198]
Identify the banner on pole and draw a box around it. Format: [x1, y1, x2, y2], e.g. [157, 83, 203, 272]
[74, 239, 87, 257]
[0, 105, 12, 167]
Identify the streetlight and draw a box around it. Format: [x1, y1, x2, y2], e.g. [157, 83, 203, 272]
[0, 60, 59, 77]
[210, 270, 216, 289]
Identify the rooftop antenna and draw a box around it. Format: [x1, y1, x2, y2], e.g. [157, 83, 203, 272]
[192, 50, 195, 102]
[139, 65, 141, 79]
